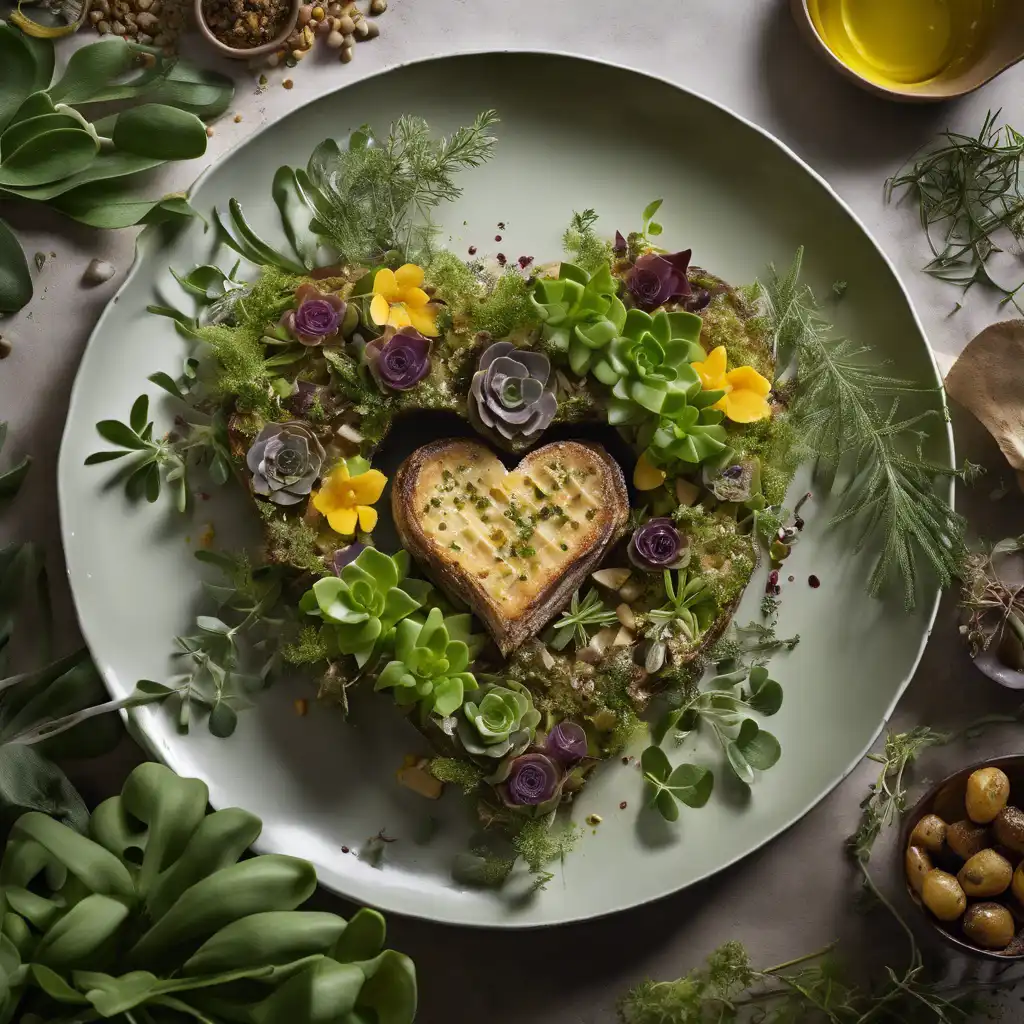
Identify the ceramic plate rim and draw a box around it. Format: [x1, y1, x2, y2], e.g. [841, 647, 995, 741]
[58, 47, 952, 928]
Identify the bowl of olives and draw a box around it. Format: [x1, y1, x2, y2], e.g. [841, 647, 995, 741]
[903, 756, 1024, 958]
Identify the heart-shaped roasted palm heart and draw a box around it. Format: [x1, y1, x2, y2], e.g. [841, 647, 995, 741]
[393, 439, 629, 655]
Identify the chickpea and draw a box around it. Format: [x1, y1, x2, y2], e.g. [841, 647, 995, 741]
[994, 806, 1024, 855]
[963, 902, 1016, 949]
[958, 848, 1013, 897]
[920, 869, 967, 922]
[966, 767, 1010, 824]
[946, 820, 990, 860]
[909, 813, 947, 854]
[905, 845, 933, 894]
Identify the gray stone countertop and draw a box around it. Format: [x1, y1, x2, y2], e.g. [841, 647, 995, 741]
[3, 1, 1024, 1020]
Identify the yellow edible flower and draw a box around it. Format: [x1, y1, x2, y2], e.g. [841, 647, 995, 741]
[633, 451, 667, 491]
[313, 461, 387, 536]
[369, 263, 438, 337]
[692, 345, 771, 423]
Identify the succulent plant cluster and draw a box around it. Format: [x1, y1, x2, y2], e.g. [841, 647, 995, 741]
[0, 763, 416, 1024]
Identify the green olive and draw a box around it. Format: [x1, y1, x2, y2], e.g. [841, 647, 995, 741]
[909, 814, 947, 854]
[994, 806, 1024, 856]
[957, 848, 1013, 897]
[966, 767, 1011, 824]
[946, 819, 990, 860]
[963, 902, 1016, 949]
[920, 869, 967, 922]
[905, 845, 933, 894]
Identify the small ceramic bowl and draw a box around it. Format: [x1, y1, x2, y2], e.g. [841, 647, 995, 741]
[790, 0, 1024, 103]
[194, 0, 300, 59]
[902, 755, 1024, 961]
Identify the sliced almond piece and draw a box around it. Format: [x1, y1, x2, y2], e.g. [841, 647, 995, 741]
[616, 603, 636, 629]
[675, 478, 701, 506]
[613, 626, 634, 646]
[396, 764, 443, 800]
[592, 567, 631, 590]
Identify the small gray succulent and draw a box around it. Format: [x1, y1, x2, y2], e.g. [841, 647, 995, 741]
[246, 421, 326, 505]
[468, 341, 557, 449]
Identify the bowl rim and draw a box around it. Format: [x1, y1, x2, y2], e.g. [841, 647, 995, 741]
[193, 0, 301, 59]
[901, 753, 1024, 962]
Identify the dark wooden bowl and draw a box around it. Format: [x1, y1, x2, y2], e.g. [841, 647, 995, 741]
[901, 754, 1024, 961]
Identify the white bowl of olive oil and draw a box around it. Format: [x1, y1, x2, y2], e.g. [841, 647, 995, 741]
[792, 0, 1024, 102]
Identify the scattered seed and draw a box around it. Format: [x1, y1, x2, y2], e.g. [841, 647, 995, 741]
[586, 813, 603, 826]
[468, 245, 477, 255]
[363, 19, 378, 37]
[283, 78, 293, 88]
[294, 698, 308, 716]
[619, 801, 628, 810]
[808, 574, 821, 589]
[341, 845, 350, 853]
[82, 258, 116, 286]
[621, 756, 630, 764]
[494, 234, 502, 242]
[233, 113, 242, 122]
[369, 0, 385, 12]
[206, 126, 214, 137]
[496, 253, 507, 266]
[339, 43, 353, 62]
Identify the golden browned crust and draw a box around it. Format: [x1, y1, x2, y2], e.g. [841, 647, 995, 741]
[393, 438, 629, 655]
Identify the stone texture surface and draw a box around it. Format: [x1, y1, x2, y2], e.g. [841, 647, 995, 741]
[3, 1, 1024, 1019]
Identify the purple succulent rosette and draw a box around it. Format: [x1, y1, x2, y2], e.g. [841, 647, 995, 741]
[246, 421, 326, 505]
[502, 752, 562, 807]
[280, 283, 346, 346]
[628, 517, 692, 572]
[545, 721, 588, 765]
[628, 249, 693, 310]
[468, 341, 557, 448]
[365, 329, 432, 392]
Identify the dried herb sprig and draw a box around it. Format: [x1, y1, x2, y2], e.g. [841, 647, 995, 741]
[755, 248, 971, 608]
[885, 110, 1024, 309]
[959, 536, 1024, 659]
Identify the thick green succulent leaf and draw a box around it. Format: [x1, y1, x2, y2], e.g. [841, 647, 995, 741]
[0, 746, 87, 833]
[10, 814, 134, 900]
[49, 181, 194, 230]
[145, 807, 262, 922]
[8, 92, 55, 128]
[46, 39, 141, 106]
[431, 676, 465, 717]
[29, 963, 87, 1005]
[332, 907, 385, 964]
[128, 854, 317, 969]
[184, 911, 346, 976]
[121, 763, 208, 896]
[0, 27, 42, 135]
[353, 950, 417, 1024]
[273, 165, 318, 270]
[79, 970, 159, 1016]
[254, 958, 366, 1024]
[33, 893, 130, 969]
[3, 886, 61, 931]
[110, 103, 207, 160]
[0, 128, 98, 188]
[0, 113, 85, 162]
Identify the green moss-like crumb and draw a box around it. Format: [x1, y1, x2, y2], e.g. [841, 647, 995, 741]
[282, 625, 329, 666]
[472, 270, 538, 339]
[258, 503, 329, 574]
[731, 411, 803, 508]
[323, 349, 396, 447]
[604, 706, 643, 757]
[198, 323, 275, 418]
[553, 390, 601, 424]
[512, 818, 582, 874]
[701, 294, 772, 380]
[426, 250, 484, 313]
[593, 647, 644, 712]
[428, 757, 483, 795]
[562, 209, 613, 276]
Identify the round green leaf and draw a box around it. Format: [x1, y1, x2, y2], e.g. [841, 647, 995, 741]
[736, 720, 782, 771]
[332, 907, 386, 964]
[667, 763, 714, 808]
[355, 950, 418, 1024]
[111, 104, 207, 161]
[725, 740, 754, 786]
[0, 216, 31, 314]
[640, 744, 671, 782]
[0, 127, 97, 187]
[655, 788, 679, 822]
[208, 702, 237, 738]
[748, 680, 783, 717]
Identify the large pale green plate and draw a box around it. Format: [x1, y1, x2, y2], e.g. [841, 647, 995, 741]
[58, 52, 950, 927]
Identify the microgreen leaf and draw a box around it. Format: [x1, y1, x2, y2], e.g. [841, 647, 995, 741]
[725, 740, 753, 785]
[95, 420, 147, 450]
[734, 719, 781, 771]
[641, 198, 663, 223]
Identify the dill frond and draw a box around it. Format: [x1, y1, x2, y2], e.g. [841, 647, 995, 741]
[257, 504, 329, 575]
[299, 111, 499, 265]
[472, 270, 538, 338]
[562, 208, 613, 275]
[282, 624, 329, 666]
[512, 818, 582, 875]
[754, 248, 967, 608]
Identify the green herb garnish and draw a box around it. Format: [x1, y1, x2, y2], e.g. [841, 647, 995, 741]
[549, 589, 618, 651]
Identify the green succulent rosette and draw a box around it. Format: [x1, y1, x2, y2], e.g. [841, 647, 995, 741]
[456, 679, 541, 781]
[375, 607, 481, 718]
[530, 262, 627, 376]
[299, 547, 423, 667]
[591, 308, 709, 426]
[638, 403, 731, 468]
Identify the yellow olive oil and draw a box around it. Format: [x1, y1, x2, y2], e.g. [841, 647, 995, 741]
[808, 0, 1002, 87]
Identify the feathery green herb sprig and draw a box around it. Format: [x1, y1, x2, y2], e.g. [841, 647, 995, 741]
[755, 249, 968, 608]
[885, 110, 1024, 309]
[549, 588, 618, 650]
[297, 110, 499, 265]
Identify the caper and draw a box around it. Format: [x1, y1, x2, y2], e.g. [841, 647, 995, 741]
[920, 869, 967, 922]
[963, 902, 1016, 949]
[994, 806, 1024, 856]
[966, 766, 1010, 824]
[946, 819, 990, 860]
[909, 813, 947, 854]
[958, 848, 1013, 897]
[905, 845, 933, 894]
